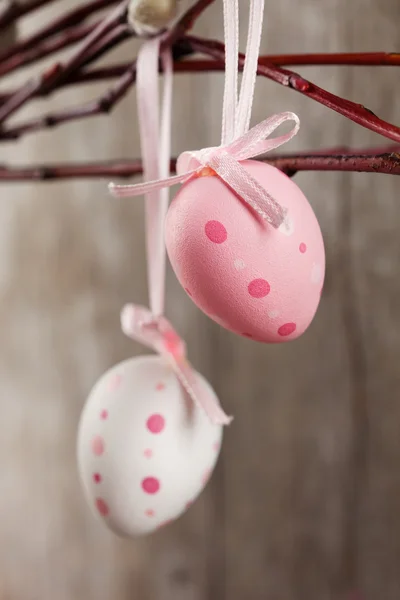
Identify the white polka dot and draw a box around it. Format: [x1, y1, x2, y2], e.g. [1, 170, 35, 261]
[311, 262, 322, 284]
[268, 310, 280, 319]
[234, 258, 246, 271]
[278, 215, 294, 236]
[210, 314, 225, 326]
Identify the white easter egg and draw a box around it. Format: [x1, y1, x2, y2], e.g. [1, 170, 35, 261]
[77, 355, 223, 537]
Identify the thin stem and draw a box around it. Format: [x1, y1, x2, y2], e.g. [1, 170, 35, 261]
[0, 0, 213, 130]
[0, 22, 97, 79]
[0, 0, 54, 31]
[0, 151, 398, 181]
[0, 60, 221, 105]
[46, 0, 131, 90]
[0, 60, 137, 138]
[0, 23, 131, 125]
[258, 51, 400, 67]
[0, 0, 120, 64]
[166, 0, 217, 45]
[187, 36, 400, 143]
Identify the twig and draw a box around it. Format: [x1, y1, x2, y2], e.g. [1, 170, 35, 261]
[0, 0, 214, 131]
[166, 0, 217, 45]
[0, 60, 222, 105]
[0, 59, 137, 138]
[258, 51, 400, 67]
[0, 22, 97, 79]
[187, 36, 400, 143]
[1, 151, 398, 181]
[46, 0, 131, 90]
[0, 22, 131, 125]
[266, 152, 400, 176]
[0, 0, 52, 31]
[0, 0, 120, 64]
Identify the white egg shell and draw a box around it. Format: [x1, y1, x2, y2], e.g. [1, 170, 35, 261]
[77, 355, 223, 537]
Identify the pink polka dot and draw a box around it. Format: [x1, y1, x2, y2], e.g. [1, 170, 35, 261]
[145, 509, 155, 517]
[248, 278, 270, 298]
[299, 243, 307, 253]
[156, 382, 165, 391]
[95, 498, 109, 517]
[142, 477, 160, 494]
[100, 409, 108, 420]
[146, 414, 165, 434]
[108, 373, 122, 391]
[91, 435, 105, 456]
[202, 469, 211, 484]
[205, 220, 227, 244]
[186, 500, 193, 509]
[278, 322, 297, 337]
[93, 473, 102, 483]
[158, 519, 173, 529]
[144, 448, 153, 458]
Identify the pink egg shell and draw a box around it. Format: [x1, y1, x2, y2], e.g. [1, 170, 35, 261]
[165, 160, 325, 343]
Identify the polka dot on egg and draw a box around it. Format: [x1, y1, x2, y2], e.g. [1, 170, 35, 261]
[100, 409, 108, 420]
[142, 477, 160, 494]
[145, 509, 155, 517]
[108, 373, 121, 391]
[93, 473, 102, 484]
[299, 243, 307, 253]
[234, 258, 246, 271]
[202, 469, 211, 484]
[205, 220, 227, 244]
[156, 382, 165, 391]
[144, 448, 153, 458]
[91, 435, 105, 456]
[268, 310, 280, 319]
[95, 498, 109, 517]
[278, 322, 297, 337]
[146, 414, 165, 434]
[248, 278, 270, 298]
[158, 519, 173, 529]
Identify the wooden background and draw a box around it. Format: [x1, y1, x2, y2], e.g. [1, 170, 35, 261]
[0, 1, 399, 599]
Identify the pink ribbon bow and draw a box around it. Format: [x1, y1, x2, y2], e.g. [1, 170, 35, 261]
[109, 111, 300, 229]
[121, 304, 233, 425]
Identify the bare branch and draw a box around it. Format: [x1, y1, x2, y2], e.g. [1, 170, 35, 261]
[1, 150, 398, 181]
[186, 35, 400, 143]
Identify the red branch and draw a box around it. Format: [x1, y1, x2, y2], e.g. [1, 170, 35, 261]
[258, 52, 400, 67]
[2, 53, 399, 105]
[0, 0, 52, 31]
[0, 22, 98, 79]
[0, 23, 131, 125]
[0, 0, 120, 65]
[186, 36, 400, 143]
[0, 150, 398, 181]
[0, 0, 399, 179]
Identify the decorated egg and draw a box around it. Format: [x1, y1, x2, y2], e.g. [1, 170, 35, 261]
[165, 160, 325, 343]
[77, 355, 222, 537]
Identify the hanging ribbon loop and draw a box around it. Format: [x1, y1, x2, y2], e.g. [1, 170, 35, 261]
[109, 111, 300, 228]
[121, 304, 233, 426]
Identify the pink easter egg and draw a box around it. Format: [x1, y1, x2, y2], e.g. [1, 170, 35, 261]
[165, 160, 325, 343]
[77, 355, 223, 537]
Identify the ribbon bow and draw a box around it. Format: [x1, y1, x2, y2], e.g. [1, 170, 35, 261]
[121, 304, 233, 425]
[109, 111, 300, 229]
